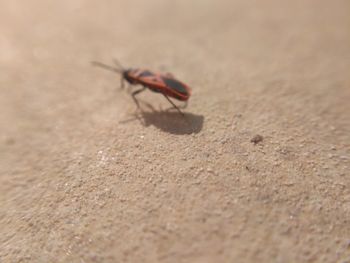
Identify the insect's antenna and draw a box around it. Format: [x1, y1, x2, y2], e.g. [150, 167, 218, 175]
[91, 61, 123, 74]
[112, 58, 125, 71]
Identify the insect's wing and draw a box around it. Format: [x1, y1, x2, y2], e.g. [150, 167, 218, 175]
[135, 70, 167, 88]
[133, 70, 191, 101]
[160, 76, 190, 97]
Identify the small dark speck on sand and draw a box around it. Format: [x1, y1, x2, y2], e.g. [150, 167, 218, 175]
[251, 135, 263, 145]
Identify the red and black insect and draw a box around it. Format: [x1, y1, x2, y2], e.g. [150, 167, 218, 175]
[92, 59, 191, 115]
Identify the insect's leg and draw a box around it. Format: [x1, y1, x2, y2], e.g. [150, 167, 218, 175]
[162, 94, 184, 116]
[120, 76, 125, 89]
[131, 87, 146, 108]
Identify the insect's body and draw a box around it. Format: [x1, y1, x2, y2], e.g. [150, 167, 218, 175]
[123, 68, 191, 101]
[92, 60, 191, 116]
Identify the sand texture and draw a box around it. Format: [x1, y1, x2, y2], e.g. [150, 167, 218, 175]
[1, 0, 350, 262]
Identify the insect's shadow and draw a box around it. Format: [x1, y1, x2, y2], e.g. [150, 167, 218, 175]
[121, 106, 204, 135]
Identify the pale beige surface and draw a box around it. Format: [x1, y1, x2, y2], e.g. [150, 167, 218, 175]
[1, 0, 350, 262]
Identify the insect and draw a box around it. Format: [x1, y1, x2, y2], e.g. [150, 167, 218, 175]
[92, 59, 191, 116]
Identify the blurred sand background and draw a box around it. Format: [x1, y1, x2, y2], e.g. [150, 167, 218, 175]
[0, 0, 349, 262]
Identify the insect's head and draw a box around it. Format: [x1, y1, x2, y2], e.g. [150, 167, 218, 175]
[122, 69, 130, 76]
[123, 69, 134, 84]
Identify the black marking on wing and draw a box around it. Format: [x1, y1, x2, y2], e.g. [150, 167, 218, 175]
[162, 77, 188, 95]
[139, 70, 154, 77]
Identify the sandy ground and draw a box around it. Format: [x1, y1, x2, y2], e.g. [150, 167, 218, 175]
[1, 0, 350, 262]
